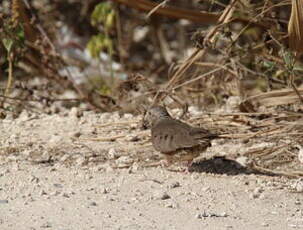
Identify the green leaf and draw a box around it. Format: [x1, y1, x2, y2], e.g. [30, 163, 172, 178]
[16, 24, 25, 42]
[87, 34, 113, 58]
[262, 60, 275, 69]
[91, 2, 115, 29]
[2, 38, 14, 52]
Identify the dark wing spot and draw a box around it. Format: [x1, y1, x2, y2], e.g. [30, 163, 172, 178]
[170, 135, 174, 141]
[164, 134, 169, 140]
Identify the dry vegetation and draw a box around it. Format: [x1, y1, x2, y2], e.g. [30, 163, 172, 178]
[0, 0, 303, 176]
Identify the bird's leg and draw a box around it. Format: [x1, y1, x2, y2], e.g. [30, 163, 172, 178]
[175, 156, 195, 173]
[186, 159, 196, 172]
[160, 154, 174, 168]
[177, 160, 193, 173]
[186, 160, 194, 168]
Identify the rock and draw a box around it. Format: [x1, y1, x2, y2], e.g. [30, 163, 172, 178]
[235, 156, 249, 167]
[102, 188, 109, 194]
[196, 211, 228, 219]
[291, 179, 303, 193]
[250, 187, 263, 199]
[70, 131, 81, 138]
[75, 156, 86, 166]
[295, 200, 301, 205]
[195, 213, 202, 219]
[168, 181, 181, 189]
[85, 174, 93, 180]
[110, 112, 121, 121]
[254, 187, 264, 193]
[40, 190, 47, 196]
[129, 162, 140, 173]
[59, 154, 70, 162]
[40, 222, 52, 228]
[123, 113, 133, 119]
[89, 201, 97, 206]
[18, 110, 30, 122]
[50, 191, 61, 196]
[0, 200, 8, 204]
[261, 223, 269, 227]
[69, 107, 82, 118]
[219, 212, 228, 217]
[165, 202, 178, 208]
[108, 148, 119, 159]
[62, 193, 70, 198]
[89, 127, 97, 135]
[53, 183, 63, 188]
[126, 135, 140, 142]
[154, 191, 170, 200]
[115, 156, 133, 166]
[297, 145, 303, 163]
[29, 175, 39, 183]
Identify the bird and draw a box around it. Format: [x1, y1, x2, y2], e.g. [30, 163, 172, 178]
[143, 105, 218, 169]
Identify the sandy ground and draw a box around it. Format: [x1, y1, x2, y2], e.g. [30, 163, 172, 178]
[1, 108, 303, 230]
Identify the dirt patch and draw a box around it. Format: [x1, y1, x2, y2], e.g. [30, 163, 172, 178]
[1, 107, 303, 229]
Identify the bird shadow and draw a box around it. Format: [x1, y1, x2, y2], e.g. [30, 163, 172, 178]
[189, 157, 273, 176]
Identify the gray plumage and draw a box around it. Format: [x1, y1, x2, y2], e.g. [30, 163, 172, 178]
[144, 106, 217, 164]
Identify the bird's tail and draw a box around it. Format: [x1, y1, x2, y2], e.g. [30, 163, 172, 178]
[191, 128, 219, 140]
[206, 133, 220, 139]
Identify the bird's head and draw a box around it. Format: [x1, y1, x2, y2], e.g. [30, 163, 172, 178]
[142, 106, 171, 128]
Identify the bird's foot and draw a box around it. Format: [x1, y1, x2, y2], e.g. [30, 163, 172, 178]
[179, 160, 194, 174]
[159, 159, 172, 168]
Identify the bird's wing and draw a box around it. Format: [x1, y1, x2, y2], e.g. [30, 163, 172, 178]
[189, 126, 218, 140]
[151, 119, 199, 153]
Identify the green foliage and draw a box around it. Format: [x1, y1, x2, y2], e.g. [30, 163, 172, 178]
[1, 21, 25, 76]
[280, 49, 296, 72]
[87, 2, 115, 58]
[1, 23, 25, 54]
[2, 38, 14, 52]
[90, 75, 111, 95]
[87, 34, 113, 58]
[262, 60, 275, 70]
[91, 2, 115, 31]
[87, 1, 116, 89]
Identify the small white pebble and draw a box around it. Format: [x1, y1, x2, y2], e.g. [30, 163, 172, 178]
[108, 148, 118, 159]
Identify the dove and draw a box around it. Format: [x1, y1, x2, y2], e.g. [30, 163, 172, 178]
[143, 106, 218, 169]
